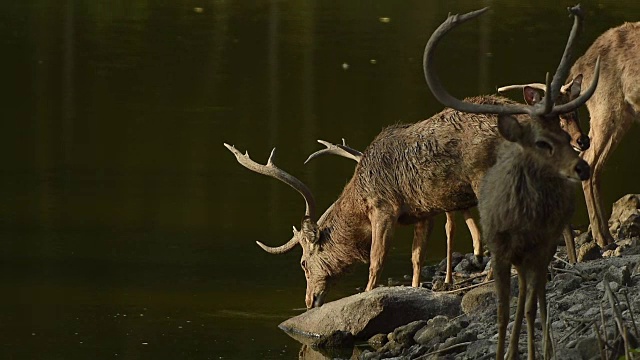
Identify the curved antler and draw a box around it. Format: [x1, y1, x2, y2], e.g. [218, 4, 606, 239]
[424, 5, 600, 118]
[256, 230, 299, 254]
[304, 139, 363, 164]
[423, 7, 533, 115]
[224, 143, 317, 221]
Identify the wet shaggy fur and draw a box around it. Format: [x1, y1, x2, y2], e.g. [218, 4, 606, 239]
[299, 95, 533, 308]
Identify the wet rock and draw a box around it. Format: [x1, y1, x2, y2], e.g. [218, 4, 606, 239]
[279, 286, 461, 341]
[313, 330, 354, 349]
[464, 339, 494, 358]
[576, 336, 601, 359]
[577, 242, 602, 262]
[388, 320, 426, 347]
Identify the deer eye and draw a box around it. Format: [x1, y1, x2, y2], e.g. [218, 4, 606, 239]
[535, 140, 553, 155]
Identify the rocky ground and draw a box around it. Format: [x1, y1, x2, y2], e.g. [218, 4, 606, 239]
[283, 195, 640, 360]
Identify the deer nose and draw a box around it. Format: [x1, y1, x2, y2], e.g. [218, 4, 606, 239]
[575, 160, 590, 181]
[576, 135, 590, 151]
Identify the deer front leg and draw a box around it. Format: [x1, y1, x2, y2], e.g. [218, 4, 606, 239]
[412, 218, 433, 287]
[524, 270, 539, 360]
[366, 211, 395, 291]
[493, 258, 511, 360]
[507, 268, 527, 360]
[444, 212, 456, 284]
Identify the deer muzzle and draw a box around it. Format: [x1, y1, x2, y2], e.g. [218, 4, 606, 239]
[575, 159, 590, 181]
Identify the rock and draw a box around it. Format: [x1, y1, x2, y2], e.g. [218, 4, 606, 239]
[465, 339, 494, 358]
[609, 194, 640, 240]
[438, 252, 464, 272]
[577, 242, 602, 262]
[414, 316, 462, 346]
[279, 286, 461, 341]
[461, 283, 495, 315]
[576, 336, 601, 359]
[314, 330, 354, 349]
[575, 230, 593, 247]
[604, 265, 631, 286]
[368, 333, 388, 350]
[596, 280, 619, 293]
[553, 273, 582, 295]
[388, 320, 426, 347]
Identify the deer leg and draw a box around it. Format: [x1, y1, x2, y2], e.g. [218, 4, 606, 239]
[411, 218, 433, 287]
[463, 209, 483, 264]
[582, 120, 623, 247]
[537, 271, 552, 360]
[524, 270, 539, 360]
[366, 211, 395, 291]
[444, 212, 456, 284]
[562, 226, 577, 263]
[494, 258, 511, 360]
[507, 269, 527, 360]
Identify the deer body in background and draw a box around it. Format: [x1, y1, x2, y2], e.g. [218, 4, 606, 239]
[570, 21, 640, 247]
[306, 138, 482, 286]
[499, 22, 640, 248]
[423, 6, 599, 360]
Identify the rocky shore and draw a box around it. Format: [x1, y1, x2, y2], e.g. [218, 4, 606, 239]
[282, 195, 640, 360]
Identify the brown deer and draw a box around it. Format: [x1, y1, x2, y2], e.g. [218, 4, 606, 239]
[224, 5, 594, 310]
[498, 22, 640, 248]
[423, 6, 599, 360]
[305, 138, 482, 285]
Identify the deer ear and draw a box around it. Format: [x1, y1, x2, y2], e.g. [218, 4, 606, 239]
[522, 86, 542, 105]
[497, 114, 523, 143]
[300, 216, 320, 244]
[561, 74, 583, 100]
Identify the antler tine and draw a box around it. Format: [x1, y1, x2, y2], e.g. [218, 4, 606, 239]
[550, 56, 600, 116]
[542, 72, 553, 115]
[224, 143, 317, 221]
[423, 7, 533, 115]
[497, 83, 547, 94]
[304, 139, 362, 164]
[547, 4, 584, 106]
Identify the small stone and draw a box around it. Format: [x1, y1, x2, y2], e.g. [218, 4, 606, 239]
[389, 320, 426, 346]
[578, 242, 602, 262]
[368, 333, 388, 350]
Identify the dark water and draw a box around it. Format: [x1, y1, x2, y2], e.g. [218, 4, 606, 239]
[2, 0, 640, 359]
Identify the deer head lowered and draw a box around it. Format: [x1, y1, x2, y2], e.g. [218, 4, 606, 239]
[423, 5, 599, 359]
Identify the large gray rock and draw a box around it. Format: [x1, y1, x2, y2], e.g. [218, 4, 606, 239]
[279, 286, 461, 341]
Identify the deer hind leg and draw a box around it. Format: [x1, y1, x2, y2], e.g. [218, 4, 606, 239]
[444, 212, 456, 284]
[462, 209, 482, 258]
[366, 210, 396, 291]
[411, 218, 433, 287]
[524, 269, 540, 360]
[562, 226, 577, 263]
[582, 113, 630, 247]
[507, 268, 527, 360]
[493, 258, 511, 360]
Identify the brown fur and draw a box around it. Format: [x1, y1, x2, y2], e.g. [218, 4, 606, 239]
[560, 22, 640, 247]
[296, 95, 530, 308]
[480, 115, 590, 360]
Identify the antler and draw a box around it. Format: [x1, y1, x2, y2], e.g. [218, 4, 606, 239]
[304, 139, 363, 164]
[224, 143, 317, 221]
[497, 83, 547, 94]
[423, 5, 600, 118]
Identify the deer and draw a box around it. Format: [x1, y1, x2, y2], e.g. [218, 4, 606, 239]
[423, 6, 599, 360]
[498, 21, 640, 249]
[224, 5, 594, 310]
[305, 138, 482, 286]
